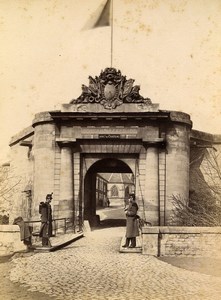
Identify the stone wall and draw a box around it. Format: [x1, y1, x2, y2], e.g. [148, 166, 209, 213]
[142, 226, 221, 257]
[0, 225, 26, 256]
[9, 128, 34, 223]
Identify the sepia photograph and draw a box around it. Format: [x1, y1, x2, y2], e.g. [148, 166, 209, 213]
[0, 0, 221, 299]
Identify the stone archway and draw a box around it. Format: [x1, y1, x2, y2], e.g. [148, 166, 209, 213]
[83, 157, 133, 226]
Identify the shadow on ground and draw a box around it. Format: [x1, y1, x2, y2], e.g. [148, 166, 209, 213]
[0, 254, 53, 300]
[158, 257, 221, 277]
[92, 218, 126, 230]
[0, 254, 13, 263]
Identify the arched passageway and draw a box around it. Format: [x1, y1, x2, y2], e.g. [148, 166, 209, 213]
[84, 158, 134, 228]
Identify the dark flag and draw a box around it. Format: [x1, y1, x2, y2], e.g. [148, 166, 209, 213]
[83, 0, 112, 30]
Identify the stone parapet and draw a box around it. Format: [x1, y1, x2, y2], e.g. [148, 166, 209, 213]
[61, 103, 159, 113]
[0, 225, 26, 256]
[142, 226, 221, 257]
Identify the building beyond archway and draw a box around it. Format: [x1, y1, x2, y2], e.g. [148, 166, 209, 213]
[83, 158, 133, 225]
[8, 68, 221, 226]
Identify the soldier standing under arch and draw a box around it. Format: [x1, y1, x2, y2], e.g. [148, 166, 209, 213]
[123, 193, 139, 248]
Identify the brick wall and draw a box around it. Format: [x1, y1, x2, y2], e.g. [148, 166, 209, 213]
[142, 226, 221, 257]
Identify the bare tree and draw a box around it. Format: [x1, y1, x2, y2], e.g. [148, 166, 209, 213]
[0, 163, 21, 224]
[172, 147, 221, 226]
[171, 193, 221, 226]
[200, 147, 221, 202]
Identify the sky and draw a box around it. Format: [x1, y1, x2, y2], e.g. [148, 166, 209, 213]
[0, 0, 221, 163]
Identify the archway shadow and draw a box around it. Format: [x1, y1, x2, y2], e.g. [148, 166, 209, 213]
[91, 218, 126, 230]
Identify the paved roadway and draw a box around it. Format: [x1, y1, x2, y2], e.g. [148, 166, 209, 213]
[8, 225, 221, 300]
[98, 202, 127, 219]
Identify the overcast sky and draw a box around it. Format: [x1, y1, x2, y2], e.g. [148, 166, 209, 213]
[0, 0, 221, 163]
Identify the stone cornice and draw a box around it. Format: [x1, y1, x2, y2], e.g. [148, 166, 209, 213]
[50, 108, 193, 127]
[191, 129, 221, 144]
[55, 138, 77, 147]
[142, 138, 166, 148]
[9, 126, 34, 147]
[32, 111, 55, 127]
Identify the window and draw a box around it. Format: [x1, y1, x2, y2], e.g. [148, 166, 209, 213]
[111, 185, 118, 197]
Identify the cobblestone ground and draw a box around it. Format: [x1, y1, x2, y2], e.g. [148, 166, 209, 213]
[6, 227, 221, 300]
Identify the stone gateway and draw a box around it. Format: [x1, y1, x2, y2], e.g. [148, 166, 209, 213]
[8, 68, 221, 228]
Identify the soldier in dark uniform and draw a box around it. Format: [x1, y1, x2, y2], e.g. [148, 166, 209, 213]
[39, 193, 53, 246]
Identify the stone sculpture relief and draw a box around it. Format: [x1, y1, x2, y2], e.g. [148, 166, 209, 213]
[71, 68, 152, 109]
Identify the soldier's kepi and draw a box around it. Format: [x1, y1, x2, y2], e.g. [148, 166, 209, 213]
[39, 193, 53, 247]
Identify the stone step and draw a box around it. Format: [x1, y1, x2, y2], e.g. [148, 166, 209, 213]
[119, 237, 142, 253]
[34, 232, 84, 252]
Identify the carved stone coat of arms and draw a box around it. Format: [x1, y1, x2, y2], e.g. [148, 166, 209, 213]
[71, 68, 151, 109]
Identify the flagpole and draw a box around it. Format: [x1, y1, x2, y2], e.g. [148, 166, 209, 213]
[110, 0, 114, 67]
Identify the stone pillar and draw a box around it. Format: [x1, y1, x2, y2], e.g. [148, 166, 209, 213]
[33, 122, 55, 218]
[73, 151, 81, 228]
[59, 146, 74, 219]
[166, 123, 190, 224]
[142, 227, 160, 256]
[144, 146, 159, 225]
